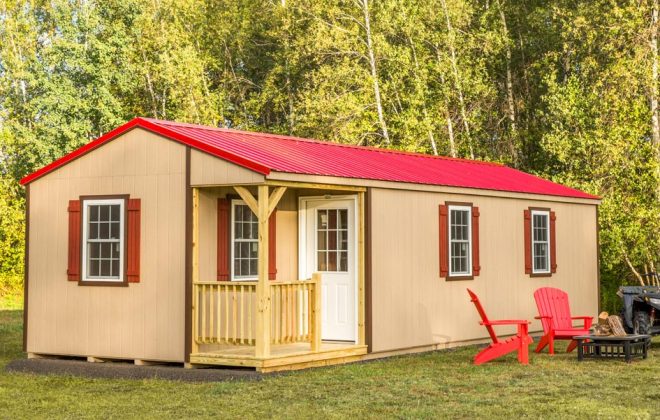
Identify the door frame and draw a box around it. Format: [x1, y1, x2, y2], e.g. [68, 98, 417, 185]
[298, 195, 359, 343]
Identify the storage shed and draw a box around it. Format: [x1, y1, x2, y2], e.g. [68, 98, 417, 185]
[21, 118, 600, 371]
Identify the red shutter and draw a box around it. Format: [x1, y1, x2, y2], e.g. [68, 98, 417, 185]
[217, 198, 230, 281]
[439, 204, 449, 278]
[524, 209, 532, 274]
[126, 199, 141, 283]
[67, 200, 81, 281]
[472, 206, 480, 276]
[269, 209, 277, 280]
[550, 210, 557, 273]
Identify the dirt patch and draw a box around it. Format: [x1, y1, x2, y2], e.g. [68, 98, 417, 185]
[5, 358, 262, 382]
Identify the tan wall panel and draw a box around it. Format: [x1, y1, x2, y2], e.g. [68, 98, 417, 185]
[369, 188, 599, 353]
[190, 149, 264, 186]
[27, 128, 186, 362]
[198, 189, 218, 282]
[274, 190, 298, 281]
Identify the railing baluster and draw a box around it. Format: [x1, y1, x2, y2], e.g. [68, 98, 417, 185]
[193, 284, 198, 345]
[248, 284, 252, 344]
[209, 283, 215, 343]
[240, 285, 245, 344]
[234, 285, 239, 344]
[216, 285, 221, 344]
[277, 285, 282, 344]
[293, 284, 300, 341]
[225, 284, 229, 344]
[201, 285, 207, 344]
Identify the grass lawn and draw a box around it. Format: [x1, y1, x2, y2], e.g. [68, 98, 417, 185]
[1, 309, 659, 419]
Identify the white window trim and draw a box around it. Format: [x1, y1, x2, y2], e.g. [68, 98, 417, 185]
[531, 209, 551, 274]
[448, 205, 472, 277]
[81, 198, 125, 282]
[230, 199, 258, 281]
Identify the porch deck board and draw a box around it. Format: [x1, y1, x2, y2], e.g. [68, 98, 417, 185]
[190, 342, 368, 372]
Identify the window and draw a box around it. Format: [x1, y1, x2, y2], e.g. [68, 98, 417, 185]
[81, 199, 125, 282]
[231, 200, 258, 280]
[448, 205, 472, 277]
[316, 209, 348, 272]
[531, 210, 550, 274]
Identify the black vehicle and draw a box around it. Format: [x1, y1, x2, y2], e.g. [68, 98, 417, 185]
[619, 284, 660, 335]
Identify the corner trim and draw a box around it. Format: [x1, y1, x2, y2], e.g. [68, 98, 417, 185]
[23, 184, 30, 352]
[365, 188, 373, 353]
[184, 147, 193, 363]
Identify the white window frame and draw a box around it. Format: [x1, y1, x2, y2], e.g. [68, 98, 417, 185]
[81, 198, 125, 282]
[230, 199, 258, 281]
[448, 205, 472, 277]
[531, 209, 551, 274]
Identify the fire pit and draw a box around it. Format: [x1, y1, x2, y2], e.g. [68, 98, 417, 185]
[574, 312, 651, 363]
[574, 334, 650, 363]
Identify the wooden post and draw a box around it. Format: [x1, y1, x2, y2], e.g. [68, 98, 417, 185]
[310, 273, 322, 352]
[255, 185, 271, 358]
[191, 187, 200, 355]
[357, 191, 366, 346]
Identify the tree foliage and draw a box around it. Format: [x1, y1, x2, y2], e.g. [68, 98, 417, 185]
[2, 0, 660, 310]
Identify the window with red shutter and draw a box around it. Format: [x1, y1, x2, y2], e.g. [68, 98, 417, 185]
[527, 207, 554, 276]
[226, 198, 278, 281]
[441, 202, 479, 280]
[76, 195, 134, 285]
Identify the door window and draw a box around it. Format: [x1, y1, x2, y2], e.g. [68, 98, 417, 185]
[316, 209, 348, 272]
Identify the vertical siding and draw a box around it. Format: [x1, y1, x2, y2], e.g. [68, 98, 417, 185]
[27, 128, 186, 362]
[190, 149, 265, 186]
[369, 188, 599, 353]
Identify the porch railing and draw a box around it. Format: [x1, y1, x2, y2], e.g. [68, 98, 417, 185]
[193, 275, 321, 350]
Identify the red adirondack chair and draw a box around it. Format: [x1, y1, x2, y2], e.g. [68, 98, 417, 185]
[467, 289, 533, 365]
[533, 287, 593, 355]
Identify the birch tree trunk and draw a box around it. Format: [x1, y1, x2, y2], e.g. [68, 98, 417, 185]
[439, 0, 474, 159]
[408, 37, 439, 155]
[360, 0, 390, 145]
[282, 0, 295, 134]
[440, 72, 457, 157]
[497, 0, 519, 165]
[651, 0, 660, 199]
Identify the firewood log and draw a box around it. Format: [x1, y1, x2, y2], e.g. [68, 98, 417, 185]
[607, 315, 627, 336]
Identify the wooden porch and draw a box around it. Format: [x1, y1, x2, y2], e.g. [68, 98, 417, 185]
[188, 181, 367, 372]
[191, 342, 367, 373]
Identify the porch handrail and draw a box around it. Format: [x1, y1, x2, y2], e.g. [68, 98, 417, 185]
[193, 281, 257, 345]
[192, 274, 321, 350]
[270, 274, 321, 350]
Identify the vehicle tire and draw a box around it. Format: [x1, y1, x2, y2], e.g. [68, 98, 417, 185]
[633, 311, 651, 335]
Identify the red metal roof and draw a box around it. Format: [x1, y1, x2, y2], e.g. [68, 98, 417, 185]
[20, 117, 599, 200]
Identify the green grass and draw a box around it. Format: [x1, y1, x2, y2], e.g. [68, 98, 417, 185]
[0, 309, 659, 419]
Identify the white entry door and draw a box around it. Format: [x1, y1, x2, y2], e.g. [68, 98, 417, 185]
[299, 197, 356, 342]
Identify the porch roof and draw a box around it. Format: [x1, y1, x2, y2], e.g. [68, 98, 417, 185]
[20, 117, 598, 200]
